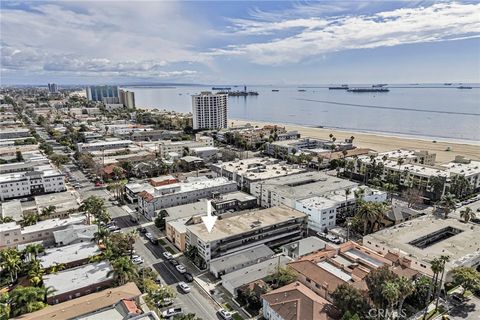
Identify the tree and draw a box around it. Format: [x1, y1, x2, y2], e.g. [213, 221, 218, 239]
[0, 292, 10, 320]
[40, 205, 56, 218]
[396, 276, 415, 316]
[110, 257, 137, 285]
[0, 216, 14, 224]
[341, 311, 361, 320]
[0, 248, 22, 283]
[112, 166, 125, 180]
[450, 175, 472, 199]
[9, 286, 46, 317]
[266, 266, 298, 289]
[21, 212, 39, 227]
[24, 243, 44, 262]
[356, 201, 386, 235]
[366, 266, 398, 309]
[15, 151, 24, 162]
[173, 314, 202, 320]
[450, 267, 480, 296]
[80, 196, 109, 224]
[382, 183, 398, 204]
[429, 176, 446, 200]
[94, 226, 110, 245]
[155, 210, 167, 230]
[460, 207, 476, 223]
[439, 193, 456, 219]
[406, 276, 432, 310]
[149, 284, 177, 303]
[435, 255, 450, 311]
[27, 260, 45, 287]
[382, 281, 400, 317]
[49, 153, 69, 168]
[331, 284, 370, 318]
[403, 188, 423, 208]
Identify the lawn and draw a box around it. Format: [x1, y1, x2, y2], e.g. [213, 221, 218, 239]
[164, 246, 175, 254]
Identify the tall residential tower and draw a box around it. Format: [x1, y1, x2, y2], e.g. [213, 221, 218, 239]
[192, 91, 228, 130]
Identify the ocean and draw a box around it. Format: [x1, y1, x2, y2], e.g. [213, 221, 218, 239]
[122, 84, 480, 143]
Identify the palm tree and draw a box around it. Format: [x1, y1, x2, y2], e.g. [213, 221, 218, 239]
[94, 226, 110, 245]
[110, 257, 137, 285]
[460, 207, 475, 223]
[24, 243, 44, 261]
[0, 292, 10, 319]
[9, 286, 46, 317]
[20, 212, 38, 227]
[383, 183, 398, 204]
[344, 188, 352, 207]
[396, 276, 414, 316]
[423, 257, 443, 318]
[80, 196, 108, 224]
[435, 255, 450, 311]
[27, 260, 45, 287]
[40, 205, 56, 218]
[439, 193, 457, 219]
[47, 263, 66, 274]
[0, 248, 22, 283]
[356, 201, 386, 235]
[0, 216, 14, 224]
[382, 281, 400, 319]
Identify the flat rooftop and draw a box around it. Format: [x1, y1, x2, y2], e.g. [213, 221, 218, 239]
[255, 171, 358, 200]
[40, 242, 101, 269]
[164, 200, 211, 222]
[210, 244, 274, 272]
[1, 200, 23, 221]
[43, 261, 113, 297]
[22, 215, 85, 234]
[213, 191, 256, 203]
[153, 177, 234, 197]
[213, 157, 306, 181]
[364, 215, 480, 271]
[187, 206, 306, 242]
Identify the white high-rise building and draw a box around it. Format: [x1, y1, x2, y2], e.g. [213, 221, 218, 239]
[192, 91, 228, 130]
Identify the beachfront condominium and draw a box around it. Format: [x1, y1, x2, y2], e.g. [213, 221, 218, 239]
[119, 89, 135, 108]
[192, 91, 228, 130]
[86, 85, 120, 103]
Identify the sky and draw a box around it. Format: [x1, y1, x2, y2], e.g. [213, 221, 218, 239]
[1, 0, 479, 85]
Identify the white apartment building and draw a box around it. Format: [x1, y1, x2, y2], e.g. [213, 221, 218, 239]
[185, 206, 307, 264]
[295, 197, 338, 232]
[0, 165, 66, 201]
[155, 134, 214, 158]
[77, 139, 132, 153]
[0, 128, 31, 139]
[137, 177, 237, 220]
[0, 215, 85, 249]
[192, 92, 228, 130]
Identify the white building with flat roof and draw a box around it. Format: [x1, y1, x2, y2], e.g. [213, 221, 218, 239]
[186, 206, 307, 263]
[0, 215, 86, 249]
[39, 242, 101, 269]
[137, 177, 237, 220]
[153, 134, 214, 158]
[211, 157, 306, 191]
[0, 164, 66, 201]
[192, 92, 227, 130]
[77, 139, 132, 153]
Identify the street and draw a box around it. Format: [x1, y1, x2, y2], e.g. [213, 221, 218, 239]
[447, 295, 480, 319]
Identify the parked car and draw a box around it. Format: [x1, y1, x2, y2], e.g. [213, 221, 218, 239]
[176, 265, 186, 274]
[184, 272, 194, 282]
[163, 252, 174, 260]
[162, 307, 183, 317]
[157, 297, 174, 307]
[169, 259, 179, 267]
[218, 309, 233, 320]
[145, 232, 153, 240]
[132, 257, 144, 264]
[138, 227, 147, 234]
[178, 282, 190, 293]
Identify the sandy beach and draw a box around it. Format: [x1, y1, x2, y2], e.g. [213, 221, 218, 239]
[230, 119, 480, 164]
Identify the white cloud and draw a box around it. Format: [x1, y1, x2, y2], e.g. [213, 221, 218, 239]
[214, 2, 480, 65]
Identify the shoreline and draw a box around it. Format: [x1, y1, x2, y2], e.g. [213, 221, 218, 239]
[230, 118, 480, 164]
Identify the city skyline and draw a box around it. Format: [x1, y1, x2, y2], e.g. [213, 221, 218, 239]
[1, 0, 480, 85]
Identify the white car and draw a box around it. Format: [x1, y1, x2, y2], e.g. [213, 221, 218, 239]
[163, 251, 174, 260]
[178, 281, 190, 293]
[176, 264, 186, 273]
[145, 232, 153, 240]
[218, 309, 233, 320]
[131, 257, 144, 264]
[162, 307, 183, 317]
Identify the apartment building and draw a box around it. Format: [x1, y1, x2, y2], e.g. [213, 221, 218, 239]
[192, 91, 228, 130]
[0, 164, 66, 201]
[211, 157, 306, 191]
[39, 242, 101, 269]
[288, 241, 420, 302]
[0, 127, 31, 139]
[77, 139, 132, 153]
[137, 177, 237, 220]
[155, 134, 214, 158]
[86, 85, 119, 103]
[119, 89, 135, 108]
[185, 206, 307, 263]
[0, 215, 86, 249]
[43, 261, 114, 304]
[265, 137, 353, 157]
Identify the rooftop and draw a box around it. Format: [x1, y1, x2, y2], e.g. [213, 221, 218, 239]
[14, 282, 141, 320]
[164, 200, 211, 222]
[281, 237, 328, 257]
[1, 200, 23, 221]
[22, 215, 85, 234]
[43, 261, 114, 297]
[152, 177, 234, 198]
[53, 224, 98, 246]
[39, 242, 101, 269]
[187, 206, 306, 242]
[210, 244, 274, 272]
[364, 215, 480, 271]
[221, 256, 291, 291]
[213, 157, 306, 181]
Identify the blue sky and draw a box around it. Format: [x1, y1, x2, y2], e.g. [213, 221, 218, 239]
[1, 0, 479, 85]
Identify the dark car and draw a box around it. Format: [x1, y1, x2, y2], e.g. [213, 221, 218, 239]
[138, 227, 147, 234]
[169, 259, 179, 267]
[184, 272, 194, 282]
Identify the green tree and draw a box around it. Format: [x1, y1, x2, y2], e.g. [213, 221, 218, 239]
[396, 276, 415, 316]
[24, 243, 45, 262]
[9, 286, 46, 317]
[80, 196, 109, 224]
[94, 226, 110, 245]
[0, 248, 22, 283]
[173, 314, 202, 320]
[434, 255, 450, 311]
[356, 201, 386, 235]
[0, 292, 10, 320]
[27, 260, 45, 287]
[332, 284, 370, 318]
[15, 150, 24, 162]
[366, 266, 398, 309]
[110, 257, 137, 285]
[382, 280, 400, 317]
[438, 193, 456, 219]
[155, 210, 167, 230]
[450, 267, 480, 296]
[149, 284, 177, 304]
[266, 266, 298, 289]
[40, 205, 56, 218]
[49, 153, 70, 168]
[460, 207, 476, 223]
[0, 216, 14, 224]
[21, 212, 39, 227]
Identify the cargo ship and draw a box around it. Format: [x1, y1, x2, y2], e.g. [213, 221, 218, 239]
[272, 89, 280, 92]
[347, 87, 390, 93]
[328, 84, 349, 90]
[457, 86, 472, 89]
